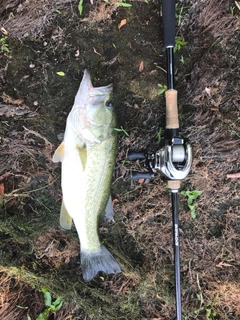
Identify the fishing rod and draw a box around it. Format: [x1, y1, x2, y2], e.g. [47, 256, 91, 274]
[128, 1, 193, 319]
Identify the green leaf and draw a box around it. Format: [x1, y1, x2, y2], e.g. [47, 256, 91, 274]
[78, 0, 84, 15]
[157, 84, 167, 95]
[56, 71, 65, 76]
[27, 315, 32, 320]
[52, 297, 63, 310]
[41, 288, 52, 307]
[115, 2, 132, 7]
[36, 308, 50, 320]
[43, 291, 52, 307]
[189, 204, 197, 219]
[114, 126, 129, 136]
[206, 308, 211, 318]
[191, 190, 202, 197]
[196, 293, 201, 301]
[0, 36, 8, 42]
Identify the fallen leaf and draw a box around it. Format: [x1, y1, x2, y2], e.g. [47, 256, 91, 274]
[56, 71, 65, 76]
[0, 183, 4, 195]
[235, 1, 240, 11]
[227, 172, 240, 179]
[139, 60, 144, 72]
[112, 198, 119, 205]
[205, 87, 211, 96]
[93, 47, 101, 56]
[0, 172, 10, 181]
[2, 92, 24, 105]
[216, 261, 235, 268]
[20, 75, 30, 81]
[1, 26, 8, 35]
[138, 178, 145, 184]
[118, 19, 127, 30]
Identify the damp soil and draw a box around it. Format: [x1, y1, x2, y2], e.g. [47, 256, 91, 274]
[0, 0, 240, 319]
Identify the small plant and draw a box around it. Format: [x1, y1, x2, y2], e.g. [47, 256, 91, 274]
[175, 4, 189, 26]
[174, 36, 187, 53]
[0, 36, 9, 53]
[206, 306, 217, 319]
[179, 55, 185, 64]
[230, 6, 235, 15]
[28, 288, 63, 320]
[114, 126, 129, 136]
[157, 83, 167, 95]
[194, 292, 218, 319]
[180, 189, 202, 219]
[229, 123, 240, 138]
[175, 3, 184, 26]
[157, 127, 162, 143]
[2, 120, 9, 126]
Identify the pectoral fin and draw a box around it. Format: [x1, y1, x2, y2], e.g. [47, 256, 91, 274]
[52, 142, 65, 163]
[76, 145, 87, 170]
[60, 200, 73, 230]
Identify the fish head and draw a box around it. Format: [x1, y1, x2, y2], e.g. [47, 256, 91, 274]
[70, 70, 116, 145]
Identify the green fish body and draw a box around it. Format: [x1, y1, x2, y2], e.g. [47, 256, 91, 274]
[53, 70, 121, 281]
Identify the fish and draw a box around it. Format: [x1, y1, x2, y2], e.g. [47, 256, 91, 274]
[52, 70, 121, 281]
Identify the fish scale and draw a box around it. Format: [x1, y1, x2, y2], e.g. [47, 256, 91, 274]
[74, 136, 117, 252]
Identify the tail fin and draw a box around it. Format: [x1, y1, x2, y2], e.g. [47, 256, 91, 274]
[81, 246, 121, 282]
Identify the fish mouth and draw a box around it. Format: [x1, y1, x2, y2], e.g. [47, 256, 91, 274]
[89, 84, 113, 106]
[73, 70, 112, 108]
[83, 70, 113, 106]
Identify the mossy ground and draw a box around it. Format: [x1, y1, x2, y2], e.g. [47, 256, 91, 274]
[0, 0, 240, 319]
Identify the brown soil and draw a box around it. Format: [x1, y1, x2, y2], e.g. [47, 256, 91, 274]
[0, 0, 240, 319]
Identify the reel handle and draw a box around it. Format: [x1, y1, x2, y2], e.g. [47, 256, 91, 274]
[128, 151, 147, 161]
[131, 171, 155, 181]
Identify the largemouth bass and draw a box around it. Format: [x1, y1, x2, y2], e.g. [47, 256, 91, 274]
[52, 70, 121, 281]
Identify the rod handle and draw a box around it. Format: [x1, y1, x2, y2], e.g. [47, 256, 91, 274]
[166, 89, 179, 129]
[162, 0, 176, 48]
[168, 180, 180, 190]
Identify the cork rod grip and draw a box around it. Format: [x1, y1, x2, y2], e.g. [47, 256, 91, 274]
[168, 180, 180, 190]
[165, 89, 179, 129]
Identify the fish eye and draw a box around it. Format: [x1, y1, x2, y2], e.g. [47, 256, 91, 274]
[105, 100, 113, 109]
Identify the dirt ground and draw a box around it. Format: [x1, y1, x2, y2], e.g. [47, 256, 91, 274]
[0, 0, 240, 319]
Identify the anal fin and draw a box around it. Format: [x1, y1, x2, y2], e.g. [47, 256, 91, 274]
[60, 200, 72, 230]
[104, 195, 115, 222]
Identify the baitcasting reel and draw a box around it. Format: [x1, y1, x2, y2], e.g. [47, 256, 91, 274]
[128, 136, 193, 182]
